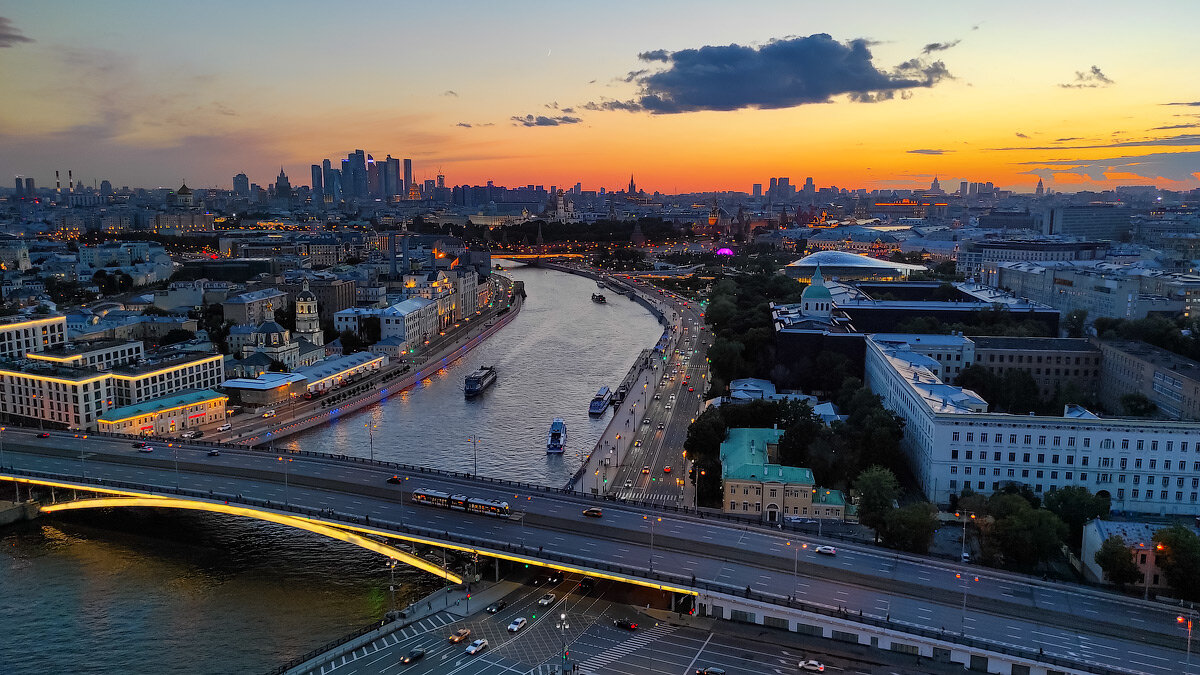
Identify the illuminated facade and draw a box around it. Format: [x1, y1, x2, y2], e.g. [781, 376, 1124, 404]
[97, 389, 228, 436]
[0, 315, 67, 358]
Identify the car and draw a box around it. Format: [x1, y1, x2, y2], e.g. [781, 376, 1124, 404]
[217, 423, 233, 432]
[138, 446, 153, 453]
[642, 466, 650, 474]
[485, 600, 507, 613]
[815, 545, 836, 555]
[695, 668, 726, 675]
[386, 475, 403, 484]
[207, 449, 221, 457]
[614, 618, 638, 630]
[653, 393, 661, 400]
[623, 479, 633, 488]
[583, 507, 603, 518]
[37, 432, 49, 438]
[464, 638, 488, 655]
[657, 423, 665, 430]
[449, 628, 471, 643]
[400, 648, 425, 664]
[547, 571, 562, 583]
[132, 442, 147, 448]
[688, 387, 694, 392]
[180, 430, 198, 439]
[961, 552, 972, 563]
[642, 418, 651, 425]
[579, 577, 595, 592]
[538, 593, 556, 606]
[664, 404, 671, 411]
[633, 439, 642, 447]
[262, 410, 277, 418]
[663, 466, 672, 473]
[669, 394, 676, 399]
[800, 660, 826, 672]
[507, 618, 527, 632]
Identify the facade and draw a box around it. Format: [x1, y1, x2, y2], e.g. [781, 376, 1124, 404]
[784, 250, 926, 283]
[719, 428, 843, 523]
[295, 352, 385, 394]
[292, 279, 324, 347]
[1041, 206, 1132, 241]
[989, 260, 1199, 320]
[0, 315, 67, 358]
[956, 239, 1106, 279]
[27, 339, 144, 371]
[1097, 340, 1200, 421]
[222, 288, 288, 325]
[1080, 519, 1168, 592]
[380, 298, 437, 343]
[281, 277, 356, 319]
[108, 353, 226, 407]
[864, 335, 1200, 515]
[869, 333, 975, 383]
[97, 388, 228, 436]
[970, 337, 1101, 400]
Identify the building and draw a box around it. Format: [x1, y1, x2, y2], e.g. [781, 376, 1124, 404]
[1098, 340, 1200, 421]
[784, 250, 926, 284]
[222, 288, 288, 325]
[26, 339, 144, 371]
[97, 388, 228, 436]
[956, 239, 1107, 279]
[719, 428, 844, 523]
[292, 279, 324, 347]
[0, 315, 68, 358]
[1041, 206, 1133, 241]
[869, 333, 975, 383]
[280, 276, 355, 319]
[220, 371, 307, 408]
[988, 261, 1194, 321]
[380, 298, 437, 343]
[294, 352, 385, 394]
[1081, 519, 1168, 592]
[971, 337, 1101, 400]
[864, 334, 1200, 515]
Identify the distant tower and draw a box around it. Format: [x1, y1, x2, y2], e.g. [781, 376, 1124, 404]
[1035, 178, 1045, 198]
[293, 279, 323, 347]
[275, 167, 291, 201]
[800, 265, 833, 319]
[311, 164, 323, 200]
[628, 174, 637, 194]
[233, 173, 250, 198]
[403, 158, 414, 196]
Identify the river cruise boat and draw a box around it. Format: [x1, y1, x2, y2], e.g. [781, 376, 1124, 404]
[589, 386, 612, 415]
[546, 418, 567, 453]
[464, 365, 497, 398]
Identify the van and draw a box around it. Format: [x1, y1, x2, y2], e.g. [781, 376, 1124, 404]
[218, 423, 232, 432]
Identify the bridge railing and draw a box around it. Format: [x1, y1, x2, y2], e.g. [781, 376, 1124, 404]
[6, 465, 1119, 675]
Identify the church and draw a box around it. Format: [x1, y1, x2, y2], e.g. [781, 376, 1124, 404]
[228, 280, 325, 377]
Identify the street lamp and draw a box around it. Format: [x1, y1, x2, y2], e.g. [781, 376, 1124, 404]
[955, 572, 978, 636]
[955, 510, 976, 562]
[278, 456, 292, 504]
[365, 421, 377, 462]
[555, 612, 570, 667]
[785, 540, 807, 600]
[0, 426, 6, 470]
[1179, 612, 1195, 674]
[169, 442, 179, 488]
[75, 433, 87, 479]
[387, 559, 398, 613]
[643, 515, 661, 572]
[467, 435, 480, 477]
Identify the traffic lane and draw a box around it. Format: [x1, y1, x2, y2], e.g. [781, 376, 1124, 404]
[13, 446, 1186, 673]
[7, 438, 1187, 646]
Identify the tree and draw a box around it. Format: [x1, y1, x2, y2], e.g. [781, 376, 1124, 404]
[1043, 486, 1110, 548]
[1120, 392, 1158, 417]
[1153, 525, 1200, 600]
[992, 508, 1067, 570]
[158, 329, 195, 346]
[1094, 535, 1140, 588]
[274, 304, 296, 331]
[267, 358, 288, 373]
[882, 502, 938, 554]
[338, 329, 366, 355]
[1065, 309, 1089, 338]
[853, 465, 900, 541]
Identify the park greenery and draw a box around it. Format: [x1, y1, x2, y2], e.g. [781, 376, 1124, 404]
[894, 305, 1052, 337]
[1093, 535, 1140, 588]
[1095, 314, 1200, 362]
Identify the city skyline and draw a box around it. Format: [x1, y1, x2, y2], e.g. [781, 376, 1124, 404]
[2, 1, 1200, 192]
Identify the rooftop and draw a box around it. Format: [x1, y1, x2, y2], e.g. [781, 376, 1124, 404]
[971, 336, 1100, 352]
[98, 388, 226, 423]
[720, 428, 814, 484]
[294, 352, 384, 384]
[786, 250, 926, 272]
[1099, 339, 1200, 380]
[224, 288, 288, 304]
[222, 371, 307, 391]
[1090, 520, 1163, 551]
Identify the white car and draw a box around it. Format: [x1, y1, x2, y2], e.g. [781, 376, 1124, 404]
[507, 617, 527, 632]
[465, 638, 488, 655]
[261, 410, 277, 418]
[800, 659, 826, 672]
[815, 545, 837, 556]
[623, 479, 633, 488]
[538, 593, 556, 606]
[218, 423, 232, 432]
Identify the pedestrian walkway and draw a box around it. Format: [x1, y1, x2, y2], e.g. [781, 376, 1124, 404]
[610, 489, 684, 503]
[572, 623, 676, 674]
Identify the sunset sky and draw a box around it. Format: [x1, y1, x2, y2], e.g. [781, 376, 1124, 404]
[2, 1, 1199, 194]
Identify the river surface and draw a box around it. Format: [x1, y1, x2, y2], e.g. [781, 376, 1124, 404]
[0, 263, 663, 675]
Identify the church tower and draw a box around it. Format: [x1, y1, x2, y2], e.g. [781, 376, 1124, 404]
[294, 279, 323, 346]
[801, 265, 833, 319]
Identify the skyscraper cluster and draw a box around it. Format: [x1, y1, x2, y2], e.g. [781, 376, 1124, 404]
[313, 150, 411, 204]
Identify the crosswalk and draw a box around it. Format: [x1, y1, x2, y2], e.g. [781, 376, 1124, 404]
[303, 612, 455, 675]
[573, 624, 676, 675]
[611, 489, 684, 503]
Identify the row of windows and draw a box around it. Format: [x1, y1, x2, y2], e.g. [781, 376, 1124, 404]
[950, 431, 1191, 453]
[983, 353, 1099, 366]
[946, 480, 1200, 504]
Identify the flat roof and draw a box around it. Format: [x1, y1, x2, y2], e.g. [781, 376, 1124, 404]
[720, 428, 814, 484]
[222, 372, 307, 390]
[972, 336, 1099, 352]
[32, 339, 141, 358]
[98, 388, 227, 423]
[1100, 339, 1200, 379]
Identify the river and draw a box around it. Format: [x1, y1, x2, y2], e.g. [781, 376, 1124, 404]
[0, 262, 664, 675]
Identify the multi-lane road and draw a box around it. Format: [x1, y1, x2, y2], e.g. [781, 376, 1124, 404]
[0, 431, 1186, 674]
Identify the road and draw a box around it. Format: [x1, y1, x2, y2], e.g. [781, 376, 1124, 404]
[0, 432, 1187, 675]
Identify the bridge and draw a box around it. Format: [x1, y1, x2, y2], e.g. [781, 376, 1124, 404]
[0, 428, 1185, 675]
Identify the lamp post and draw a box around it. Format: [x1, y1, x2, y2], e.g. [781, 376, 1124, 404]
[0, 426, 6, 470]
[365, 421, 377, 462]
[643, 515, 661, 572]
[169, 442, 179, 488]
[785, 540, 806, 599]
[388, 559, 398, 613]
[956, 510, 976, 562]
[467, 435, 479, 477]
[278, 456, 291, 504]
[1179, 611, 1195, 674]
[75, 433, 87, 479]
[956, 572, 978, 636]
[555, 612, 570, 668]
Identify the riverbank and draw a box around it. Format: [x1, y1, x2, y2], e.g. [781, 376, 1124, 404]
[240, 277, 525, 446]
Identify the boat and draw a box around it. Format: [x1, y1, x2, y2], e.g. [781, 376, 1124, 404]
[464, 365, 498, 398]
[591, 293, 607, 303]
[546, 418, 566, 453]
[589, 386, 612, 415]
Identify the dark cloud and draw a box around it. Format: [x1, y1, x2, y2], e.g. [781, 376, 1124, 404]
[1058, 65, 1113, 88]
[907, 149, 950, 155]
[455, 122, 494, 128]
[1055, 137, 1082, 142]
[560, 107, 574, 113]
[510, 114, 582, 127]
[0, 17, 33, 48]
[1015, 132, 1029, 138]
[584, 33, 953, 114]
[1021, 151, 1200, 182]
[922, 40, 960, 54]
[992, 133, 1200, 151]
[1164, 101, 1200, 106]
[456, 122, 473, 128]
[442, 90, 458, 97]
[1152, 123, 1200, 130]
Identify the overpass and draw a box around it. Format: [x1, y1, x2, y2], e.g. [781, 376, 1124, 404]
[0, 429, 1185, 675]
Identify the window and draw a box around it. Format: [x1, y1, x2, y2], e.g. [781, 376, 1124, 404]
[1066, 472, 1073, 480]
[1024, 435, 1032, 445]
[1022, 469, 1030, 478]
[1010, 434, 1018, 444]
[1136, 458, 1143, 469]
[1121, 439, 1130, 450]
[981, 433, 988, 443]
[1134, 475, 1141, 484]
[1051, 471, 1058, 479]
[951, 449, 959, 459]
[1153, 441, 1159, 451]
[769, 488, 777, 498]
[966, 451, 974, 460]
[730, 501, 736, 510]
[949, 480, 957, 489]
[1150, 459, 1157, 470]
[953, 432, 960, 442]
[1037, 453, 1045, 463]
[1023, 453, 1031, 463]
[951, 466, 958, 474]
[1036, 470, 1044, 478]
[1067, 455, 1075, 465]
[1084, 438, 1091, 448]
[1008, 452, 1017, 462]
[966, 433, 974, 443]
[1007, 469, 1015, 477]
[1133, 489, 1140, 499]
[1080, 473, 1087, 481]
[994, 452, 1001, 461]
[1120, 458, 1128, 470]
[1138, 440, 1145, 451]
[1068, 437, 1076, 447]
[1039, 436, 1047, 446]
